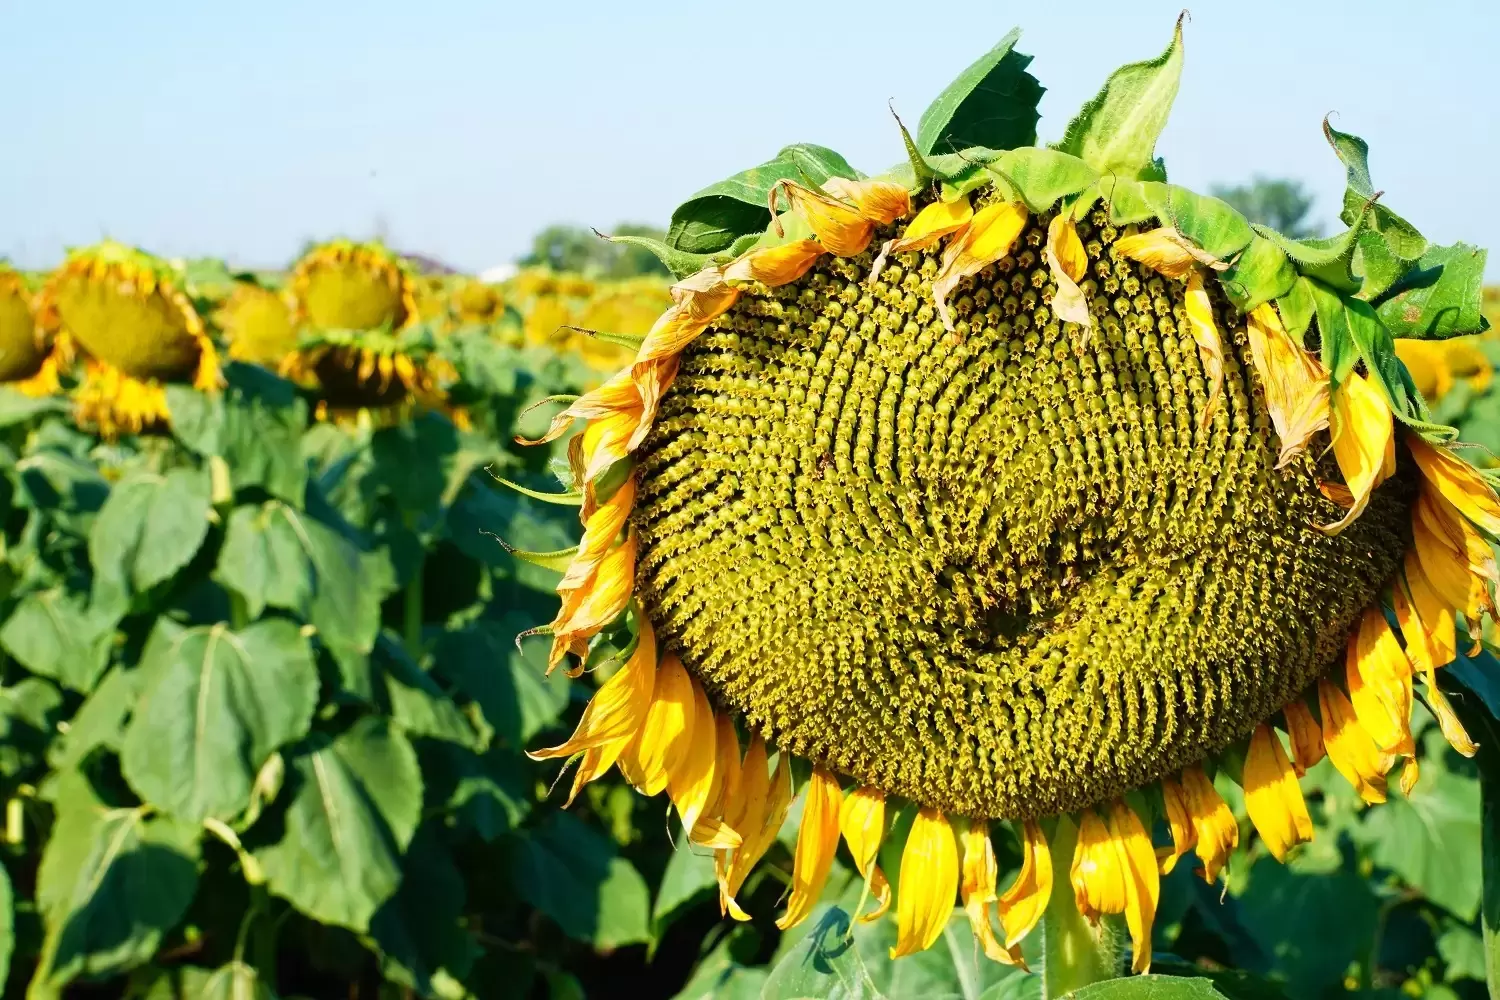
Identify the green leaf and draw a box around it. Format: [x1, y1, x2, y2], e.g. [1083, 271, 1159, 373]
[0, 677, 64, 780]
[1322, 121, 1427, 300]
[1070, 976, 1230, 1000]
[252, 717, 422, 932]
[1308, 279, 1408, 417]
[511, 811, 650, 950]
[1356, 770, 1482, 920]
[665, 145, 858, 255]
[1234, 854, 1378, 997]
[1438, 924, 1486, 982]
[89, 467, 212, 615]
[1376, 243, 1490, 340]
[214, 500, 396, 678]
[671, 926, 770, 1000]
[1145, 185, 1255, 261]
[370, 827, 478, 999]
[1222, 235, 1297, 313]
[14, 443, 109, 539]
[0, 859, 12, 988]
[166, 363, 308, 502]
[47, 666, 136, 771]
[1255, 221, 1368, 294]
[198, 962, 279, 1000]
[1056, 14, 1184, 180]
[652, 838, 719, 942]
[372, 634, 479, 748]
[0, 588, 115, 693]
[431, 614, 570, 747]
[916, 28, 1043, 156]
[1277, 277, 1317, 342]
[120, 619, 319, 824]
[32, 774, 200, 993]
[600, 232, 756, 281]
[0, 390, 65, 429]
[988, 148, 1097, 213]
[421, 743, 530, 841]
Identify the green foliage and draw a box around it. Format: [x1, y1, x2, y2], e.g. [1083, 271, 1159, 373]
[915, 28, 1043, 156]
[518, 223, 672, 280]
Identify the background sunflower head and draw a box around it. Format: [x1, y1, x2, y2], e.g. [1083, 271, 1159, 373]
[288, 239, 418, 333]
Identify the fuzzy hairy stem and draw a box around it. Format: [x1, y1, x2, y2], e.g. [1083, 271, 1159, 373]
[1042, 815, 1125, 999]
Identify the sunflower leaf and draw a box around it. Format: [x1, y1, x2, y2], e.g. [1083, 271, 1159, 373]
[1145, 185, 1255, 261]
[988, 148, 1097, 213]
[1374, 242, 1490, 340]
[1222, 235, 1297, 313]
[916, 28, 1043, 157]
[1308, 279, 1411, 417]
[1056, 14, 1184, 180]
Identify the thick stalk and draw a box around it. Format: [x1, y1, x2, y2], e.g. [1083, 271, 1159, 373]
[1042, 815, 1125, 999]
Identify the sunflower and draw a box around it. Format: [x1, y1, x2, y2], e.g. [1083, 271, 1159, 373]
[287, 239, 417, 333]
[216, 280, 297, 366]
[1396, 336, 1491, 402]
[0, 264, 66, 397]
[35, 242, 220, 437]
[511, 22, 1496, 983]
[451, 277, 505, 326]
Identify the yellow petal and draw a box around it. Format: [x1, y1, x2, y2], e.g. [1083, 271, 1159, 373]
[698, 711, 743, 844]
[838, 786, 891, 923]
[1407, 435, 1500, 537]
[1319, 373, 1394, 535]
[1242, 723, 1314, 860]
[1108, 800, 1160, 975]
[960, 822, 1024, 967]
[667, 681, 741, 849]
[932, 202, 1030, 330]
[579, 406, 641, 483]
[558, 476, 635, 596]
[718, 735, 771, 918]
[1413, 487, 1499, 632]
[724, 748, 794, 915]
[891, 806, 959, 958]
[1158, 776, 1196, 875]
[516, 369, 642, 448]
[999, 819, 1052, 948]
[546, 532, 637, 669]
[1282, 699, 1327, 776]
[870, 197, 974, 282]
[1070, 809, 1126, 920]
[1422, 663, 1479, 757]
[1346, 608, 1415, 757]
[619, 653, 694, 796]
[1318, 678, 1392, 805]
[776, 766, 843, 930]
[1246, 303, 1330, 469]
[1404, 549, 1460, 669]
[724, 240, 825, 288]
[1046, 214, 1092, 330]
[780, 181, 877, 257]
[1179, 765, 1238, 883]
[528, 617, 657, 761]
[821, 177, 913, 226]
[1184, 272, 1225, 429]
[1113, 226, 1208, 280]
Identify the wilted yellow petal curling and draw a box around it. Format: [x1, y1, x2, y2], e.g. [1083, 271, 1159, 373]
[1246, 304, 1330, 468]
[1407, 435, 1500, 537]
[698, 712, 743, 844]
[778, 181, 879, 257]
[821, 177, 913, 226]
[932, 201, 1030, 330]
[891, 807, 959, 959]
[998, 819, 1052, 948]
[1243, 724, 1314, 860]
[1413, 488, 1500, 633]
[1113, 226, 1209, 280]
[1319, 373, 1395, 535]
[777, 767, 844, 930]
[529, 618, 657, 764]
[1108, 800, 1160, 975]
[839, 786, 891, 923]
[517, 369, 641, 448]
[724, 240, 825, 288]
[1423, 669, 1479, 758]
[1346, 608, 1415, 758]
[668, 680, 741, 849]
[1184, 272, 1225, 428]
[723, 750, 794, 917]
[1282, 700, 1327, 776]
[1070, 810, 1127, 919]
[960, 823, 1025, 967]
[870, 197, 974, 283]
[717, 736, 773, 919]
[547, 533, 636, 668]
[1318, 678, 1391, 805]
[1158, 777, 1196, 875]
[620, 654, 695, 796]
[1403, 550, 1460, 668]
[1046, 214, 1092, 330]
[558, 477, 635, 597]
[1179, 765, 1238, 883]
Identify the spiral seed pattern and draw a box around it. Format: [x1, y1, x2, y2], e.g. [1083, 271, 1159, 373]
[632, 200, 1412, 819]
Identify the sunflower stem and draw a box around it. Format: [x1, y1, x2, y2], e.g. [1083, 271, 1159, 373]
[1041, 815, 1125, 1000]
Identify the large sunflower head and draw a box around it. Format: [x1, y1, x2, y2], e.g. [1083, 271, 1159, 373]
[510, 21, 1497, 976]
[287, 239, 418, 333]
[36, 241, 220, 436]
[0, 264, 64, 396]
[216, 280, 297, 366]
[279, 327, 458, 426]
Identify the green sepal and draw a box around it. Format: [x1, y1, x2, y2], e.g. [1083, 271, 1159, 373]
[591, 456, 635, 506]
[1055, 13, 1185, 180]
[501, 543, 579, 573]
[916, 27, 1044, 157]
[1143, 185, 1255, 261]
[1253, 211, 1370, 294]
[665, 144, 860, 256]
[1098, 176, 1160, 226]
[894, 110, 936, 186]
[1278, 279, 1317, 344]
[596, 231, 756, 281]
[492, 476, 584, 507]
[559, 327, 647, 352]
[1374, 242, 1491, 340]
[981, 148, 1099, 213]
[1307, 279, 1413, 420]
[1221, 234, 1297, 313]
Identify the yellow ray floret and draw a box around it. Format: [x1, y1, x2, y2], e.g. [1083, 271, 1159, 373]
[932, 201, 1030, 330]
[1183, 272, 1225, 428]
[1319, 373, 1394, 535]
[839, 786, 892, 923]
[1345, 608, 1416, 760]
[777, 766, 843, 930]
[1246, 303, 1330, 468]
[998, 819, 1052, 948]
[1113, 226, 1222, 280]
[1178, 765, 1238, 883]
[1242, 724, 1313, 860]
[891, 806, 958, 959]
[1045, 214, 1092, 330]
[960, 823, 1025, 967]
[870, 197, 973, 282]
[1318, 677, 1392, 805]
[1281, 699, 1327, 776]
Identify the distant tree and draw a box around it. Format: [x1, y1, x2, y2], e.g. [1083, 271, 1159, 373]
[518, 223, 670, 279]
[1210, 177, 1321, 239]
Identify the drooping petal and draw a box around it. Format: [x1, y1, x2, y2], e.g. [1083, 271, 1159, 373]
[1113, 226, 1208, 280]
[529, 617, 657, 761]
[1282, 699, 1327, 776]
[838, 786, 891, 923]
[723, 749, 794, 916]
[724, 240, 825, 288]
[619, 653, 694, 796]
[547, 533, 637, 668]
[1245, 303, 1330, 468]
[960, 822, 1024, 967]
[1158, 776, 1196, 874]
[932, 201, 1030, 330]
[1179, 765, 1239, 883]
[516, 369, 641, 447]
[1413, 488, 1499, 633]
[1108, 800, 1160, 975]
[1046, 214, 1092, 330]
[1184, 271, 1225, 428]
[870, 197, 974, 282]
[579, 405, 643, 484]
[1407, 435, 1500, 537]
[667, 680, 740, 849]
[697, 711, 743, 845]
[1070, 810, 1126, 919]
[1403, 550, 1460, 669]
[1318, 678, 1392, 805]
[558, 476, 636, 596]
[776, 767, 843, 930]
[779, 182, 877, 257]
[891, 806, 960, 959]
[821, 177, 913, 226]
[1422, 666, 1479, 757]
[1319, 373, 1394, 535]
[1242, 724, 1314, 860]
[718, 735, 771, 919]
[998, 819, 1052, 948]
[1346, 608, 1416, 757]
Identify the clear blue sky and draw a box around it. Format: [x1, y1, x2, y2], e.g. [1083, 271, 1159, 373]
[3, 1, 1496, 277]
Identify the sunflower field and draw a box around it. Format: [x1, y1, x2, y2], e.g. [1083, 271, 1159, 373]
[4, 17, 1500, 1000]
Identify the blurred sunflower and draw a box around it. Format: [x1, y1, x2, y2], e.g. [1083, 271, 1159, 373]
[281, 240, 458, 425]
[216, 280, 297, 366]
[450, 276, 505, 326]
[511, 21, 1497, 982]
[1396, 336, 1491, 401]
[36, 242, 220, 437]
[0, 264, 66, 397]
[507, 267, 669, 371]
